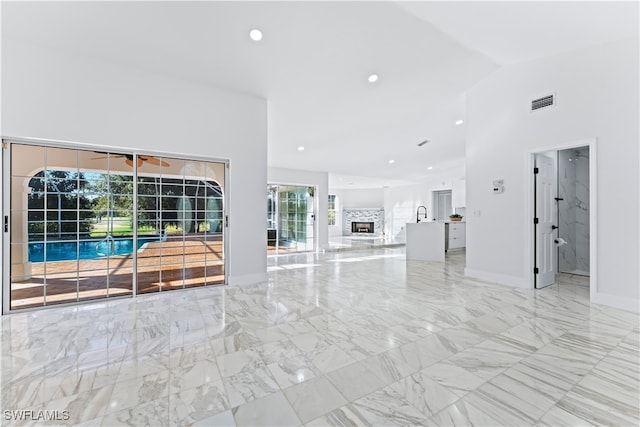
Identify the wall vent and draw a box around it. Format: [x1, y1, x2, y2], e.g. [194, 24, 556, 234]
[531, 94, 555, 111]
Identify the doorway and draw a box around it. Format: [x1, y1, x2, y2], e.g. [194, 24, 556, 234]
[557, 147, 590, 277]
[530, 140, 595, 297]
[432, 190, 453, 221]
[267, 184, 316, 254]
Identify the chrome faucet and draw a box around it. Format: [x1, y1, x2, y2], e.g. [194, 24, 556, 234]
[416, 206, 428, 223]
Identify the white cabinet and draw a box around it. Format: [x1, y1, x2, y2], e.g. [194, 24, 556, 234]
[448, 222, 466, 249]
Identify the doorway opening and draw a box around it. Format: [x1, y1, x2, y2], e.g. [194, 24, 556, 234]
[557, 147, 590, 277]
[530, 140, 595, 299]
[432, 190, 453, 221]
[267, 184, 316, 254]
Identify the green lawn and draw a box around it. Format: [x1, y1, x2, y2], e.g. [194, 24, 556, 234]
[90, 217, 158, 237]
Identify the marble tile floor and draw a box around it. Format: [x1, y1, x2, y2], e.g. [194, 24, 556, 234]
[1, 248, 638, 426]
[556, 273, 590, 287]
[325, 235, 405, 252]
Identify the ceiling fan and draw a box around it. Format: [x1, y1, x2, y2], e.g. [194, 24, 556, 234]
[92, 152, 170, 168]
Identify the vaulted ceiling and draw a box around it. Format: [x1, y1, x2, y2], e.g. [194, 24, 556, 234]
[3, 1, 637, 188]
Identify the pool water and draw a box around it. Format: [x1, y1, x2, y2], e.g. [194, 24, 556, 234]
[28, 238, 159, 262]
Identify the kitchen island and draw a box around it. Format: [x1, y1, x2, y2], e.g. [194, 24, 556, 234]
[405, 222, 445, 261]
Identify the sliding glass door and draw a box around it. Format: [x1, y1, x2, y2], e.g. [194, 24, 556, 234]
[267, 184, 315, 254]
[4, 140, 226, 312]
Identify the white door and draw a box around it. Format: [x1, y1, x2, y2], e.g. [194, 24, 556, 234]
[535, 154, 556, 288]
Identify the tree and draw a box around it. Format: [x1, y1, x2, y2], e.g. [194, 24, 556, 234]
[27, 170, 94, 240]
[90, 174, 134, 218]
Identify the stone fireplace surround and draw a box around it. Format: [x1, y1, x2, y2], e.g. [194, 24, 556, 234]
[343, 208, 384, 235]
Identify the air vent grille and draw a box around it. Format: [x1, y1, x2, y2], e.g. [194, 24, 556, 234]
[531, 94, 554, 111]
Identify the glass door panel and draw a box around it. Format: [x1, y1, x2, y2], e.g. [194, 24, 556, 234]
[304, 191, 315, 251]
[185, 174, 206, 288]
[136, 160, 163, 293]
[161, 157, 186, 291]
[80, 152, 134, 300]
[9, 143, 46, 307]
[204, 162, 225, 285]
[136, 156, 225, 293]
[9, 144, 138, 308]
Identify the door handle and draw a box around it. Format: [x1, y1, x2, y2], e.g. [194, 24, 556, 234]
[551, 225, 558, 230]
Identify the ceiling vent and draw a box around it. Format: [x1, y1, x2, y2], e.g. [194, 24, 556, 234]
[531, 94, 555, 111]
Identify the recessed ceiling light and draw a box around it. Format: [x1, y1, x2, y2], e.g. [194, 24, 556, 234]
[249, 29, 263, 41]
[427, 166, 433, 170]
[388, 159, 395, 164]
[297, 146, 305, 151]
[368, 74, 379, 83]
[455, 119, 464, 125]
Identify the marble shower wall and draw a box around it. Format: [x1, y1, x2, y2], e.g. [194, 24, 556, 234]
[575, 148, 590, 273]
[558, 147, 590, 275]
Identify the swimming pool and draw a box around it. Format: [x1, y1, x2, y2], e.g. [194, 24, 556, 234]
[28, 237, 159, 262]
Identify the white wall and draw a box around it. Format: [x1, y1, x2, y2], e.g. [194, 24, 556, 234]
[1, 38, 269, 289]
[465, 37, 639, 311]
[333, 188, 384, 209]
[268, 167, 329, 249]
[384, 185, 425, 240]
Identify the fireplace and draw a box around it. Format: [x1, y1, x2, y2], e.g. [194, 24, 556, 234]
[351, 221, 374, 233]
[343, 208, 383, 236]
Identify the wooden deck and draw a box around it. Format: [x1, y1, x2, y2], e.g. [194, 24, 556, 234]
[10, 235, 224, 309]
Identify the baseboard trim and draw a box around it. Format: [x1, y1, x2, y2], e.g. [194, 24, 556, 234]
[464, 267, 528, 289]
[228, 272, 268, 287]
[592, 291, 639, 313]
